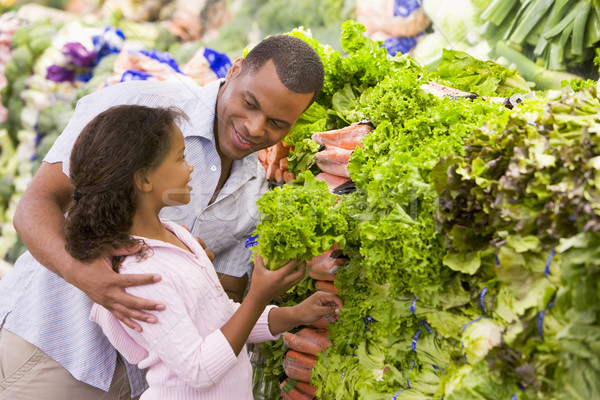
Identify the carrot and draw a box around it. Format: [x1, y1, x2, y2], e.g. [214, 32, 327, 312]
[297, 328, 331, 351]
[307, 249, 345, 281]
[311, 317, 329, 329]
[315, 146, 353, 164]
[266, 142, 289, 164]
[314, 146, 353, 178]
[315, 172, 350, 192]
[283, 332, 323, 355]
[281, 391, 293, 400]
[311, 121, 373, 150]
[285, 350, 318, 370]
[275, 168, 284, 183]
[280, 379, 315, 400]
[295, 380, 318, 397]
[280, 157, 288, 170]
[258, 149, 268, 163]
[315, 280, 338, 294]
[283, 329, 330, 355]
[265, 164, 278, 181]
[283, 171, 295, 183]
[284, 364, 313, 382]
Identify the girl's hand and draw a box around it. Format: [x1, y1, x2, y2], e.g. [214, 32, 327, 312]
[293, 291, 343, 326]
[246, 255, 306, 306]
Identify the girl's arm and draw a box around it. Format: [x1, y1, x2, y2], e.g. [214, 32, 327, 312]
[220, 256, 306, 355]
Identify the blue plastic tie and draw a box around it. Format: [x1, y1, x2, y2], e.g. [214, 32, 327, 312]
[462, 316, 485, 332]
[544, 250, 556, 278]
[510, 395, 517, 400]
[391, 390, 406, 400]
[411, 330, 422, 352]
[494, 253, 500, 267]
[538, 299, 556, 340]
[244, 234, 259, 249]
[410, 297, 418, 315]
[479, 287, 488, 314]
[364, 316, 375, 331]
[419, 320, 433, 333]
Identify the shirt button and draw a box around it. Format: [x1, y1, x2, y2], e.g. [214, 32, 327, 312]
[210, 165, 217, 172]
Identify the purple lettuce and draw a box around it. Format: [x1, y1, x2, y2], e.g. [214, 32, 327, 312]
[46, 65, 75, 82]
[62, 42, 96, 67]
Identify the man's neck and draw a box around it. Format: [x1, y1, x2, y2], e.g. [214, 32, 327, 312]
[211, 115, 234, 204]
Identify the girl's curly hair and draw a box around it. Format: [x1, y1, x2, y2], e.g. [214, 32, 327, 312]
[64, 104, 188, 270]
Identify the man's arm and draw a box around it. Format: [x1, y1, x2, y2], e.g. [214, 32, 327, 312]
[13, 161, 165, 331]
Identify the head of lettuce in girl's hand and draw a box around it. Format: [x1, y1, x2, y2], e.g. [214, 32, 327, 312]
[251, 171, 348, 271]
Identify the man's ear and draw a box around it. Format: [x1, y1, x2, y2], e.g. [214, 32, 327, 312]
[225, 57, 244, 80]
[134, 169, 152, 192]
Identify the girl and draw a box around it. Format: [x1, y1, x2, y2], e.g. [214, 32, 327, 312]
[64, 105, 341, 399]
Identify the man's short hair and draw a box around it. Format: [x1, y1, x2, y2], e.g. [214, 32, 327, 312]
[243, 35, 324, 104]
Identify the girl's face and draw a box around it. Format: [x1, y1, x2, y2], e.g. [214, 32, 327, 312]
[146, 125, 194, 207]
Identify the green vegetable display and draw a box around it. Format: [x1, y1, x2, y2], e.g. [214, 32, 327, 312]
[259, 20, 600, 400]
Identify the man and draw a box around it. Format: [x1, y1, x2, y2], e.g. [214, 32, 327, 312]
[0, 34, 324, 399]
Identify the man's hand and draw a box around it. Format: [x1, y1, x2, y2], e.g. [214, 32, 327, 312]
[195, 237, 215, 262]
[67, 246, 166, 333]
[181, 224, 215, 261]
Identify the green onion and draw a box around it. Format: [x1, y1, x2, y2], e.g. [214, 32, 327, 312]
[495, 40, 581, 89]
[481, 0, 520, 26]
[571, 1, 591, 56]
[510, 0, 554, 44]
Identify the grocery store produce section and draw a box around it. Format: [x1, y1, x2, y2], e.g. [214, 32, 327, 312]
[1, 1, 600, 399]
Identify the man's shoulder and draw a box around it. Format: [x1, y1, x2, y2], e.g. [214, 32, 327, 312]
[87, 79, 205, 101]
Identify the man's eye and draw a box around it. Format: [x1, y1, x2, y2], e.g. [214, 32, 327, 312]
[244, 99, 255, 108]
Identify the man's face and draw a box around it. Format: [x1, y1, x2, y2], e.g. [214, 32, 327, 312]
[215, 59, 314, 161]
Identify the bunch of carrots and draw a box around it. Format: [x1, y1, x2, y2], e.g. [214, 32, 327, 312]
[280, 250, 343, 400]
[258, 141, 295, 184]
[279, 284, 338, 400]
[259, 119, 373, 188]
[312, 120, 373, 192]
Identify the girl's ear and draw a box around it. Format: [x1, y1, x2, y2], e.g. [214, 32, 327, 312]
[134, 169, 152, 192]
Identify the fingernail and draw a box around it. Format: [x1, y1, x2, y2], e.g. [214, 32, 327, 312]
[153, 275, 162, 282]
[156, 304, 166, 311]
[135, 326, 142, 333]
[335, 308, 340, 314]
[147, 317, 156, 323]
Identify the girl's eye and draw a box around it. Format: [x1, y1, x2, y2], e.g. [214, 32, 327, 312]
[271, 120, 281, 129]
[244, 99, 255, 109]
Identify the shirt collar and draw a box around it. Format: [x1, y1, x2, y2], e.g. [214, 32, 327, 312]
[182, 78, 225, 141]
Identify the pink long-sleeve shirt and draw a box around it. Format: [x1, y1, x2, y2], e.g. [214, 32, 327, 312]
[90, 220, 279, 399]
